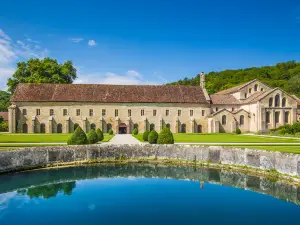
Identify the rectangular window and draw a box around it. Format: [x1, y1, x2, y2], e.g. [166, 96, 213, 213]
[166, 110, 169, 116]
[202, 110, 205, 116]
[285, 111, 289, 123]
[275, 112, 280, 123]
[153, 110, 156, 116]
[36, 109, 40, 116]
[141, 109, 144, 116]
[128, 109, 131, 117]
[102, 109, 106, 116]
[216, 107, 218, 112]
[190, 110, 194, 117]
[89, 109, 94, 117]
[266, 112, 270, 124]
[22, 109, 27, 115]
[63, 109, 68, 116]
[50, 109, 54, 116]
[76, 109, 80, 116]
[115, 109, 118, 117]
[178, 110, 181, 116]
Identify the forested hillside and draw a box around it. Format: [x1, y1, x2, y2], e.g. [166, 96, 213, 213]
[0, 91, 10, 112]
[167, 61, 300, 96]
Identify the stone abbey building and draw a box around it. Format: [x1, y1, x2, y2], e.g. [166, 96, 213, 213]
[8, 73, 300, 134]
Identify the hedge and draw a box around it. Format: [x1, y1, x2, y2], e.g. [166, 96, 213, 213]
[67, 126, 88, 145]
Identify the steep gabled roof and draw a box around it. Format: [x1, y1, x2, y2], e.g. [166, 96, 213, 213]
[210, 94, 240, 105]
[11, 83, 209, 104]
[215, 80, 257, 95]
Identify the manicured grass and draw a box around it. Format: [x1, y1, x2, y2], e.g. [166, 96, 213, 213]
[0, 133, 114, 143]
[133, 133, 300, 143]
[233, 145, 300, 154]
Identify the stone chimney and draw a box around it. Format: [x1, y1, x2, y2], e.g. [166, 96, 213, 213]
[200, 72, 205, 89]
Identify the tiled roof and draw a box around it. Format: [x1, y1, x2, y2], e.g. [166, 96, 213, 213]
[11, 83, 209, 104]
[215, 80, 256, 95]
[210, 94, 240, 105]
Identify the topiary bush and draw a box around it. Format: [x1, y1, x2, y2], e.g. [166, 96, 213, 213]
[143, 130, 150, 141]
[292, 122, 300, 134]
[148, 130, 158, 144]
[132, 128, 138, 135]
[278, 128, 288, 135]
[277, 124, 293, 134]
[67, 126, 88, 145]
[236, 128, 241, 134]
[108, 129, 113, 135]
[157, 127, 174, 144]
[87, 129, 99, 144]
[96, 128, 104, 141]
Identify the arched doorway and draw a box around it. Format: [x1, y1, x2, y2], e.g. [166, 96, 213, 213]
[119, 123, 127, 134]
[57, 123, 63, 133]
[150, 123, 155, 131]
[197, 125, 202, 133]
[74, 123, 79, 132]
[90, 123, 96, 130]
[181, 124, 186, 133]
[166, 123, 170, 129]
[40, 123, 46, 133]
[22, 123, 28, 133]
[107, 123, 112, 133]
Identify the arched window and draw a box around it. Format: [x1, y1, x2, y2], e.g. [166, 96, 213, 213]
[249, 88, 252, 94]
[150, 123, 155, 131]
[133, 123, 138, 129]
[181, 124, 186, 133]
[107, 123, 112, 132]
[222, 115, 226, 125]
[282, 98, 286, 107]
[275, 94, 280, 107]
[166, 123, 171, 129]
[240, 115, 244, 126]
[254, 84, 258, 91]
[40, 123, 45, 133]
[22, 123, 28, 133]
[197, 125, 202, 133]
[266, 112, 270, 123]
[90, 123, 96, 130]
[74, 123, 79, 132]
[269, 97, 273, 107]
[244, 93, 247, 99]
[57, 124, 63, 133]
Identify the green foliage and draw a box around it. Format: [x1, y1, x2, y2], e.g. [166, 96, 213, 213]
[295, 132, 300, 137]
[132, 128, 138, 135]
[67, 126, 88, 145]
[236, 128, 241, 134]
[292, 122, 300, 133]
[278, 128, 288, 135]
[7, 57, 77, 93]
[157, 127, 174, 144]
[0, 91, 11, 111]
[87, 129, 99, 144]
[108, 129, 113, 135]
[277, 124, 293, 134]
[143, 130, 150, 141]
[167, 61, 300, 97]
[0, 121, 8, 132]
[96, 128, 104, 141]
[148, 130, 158, 144]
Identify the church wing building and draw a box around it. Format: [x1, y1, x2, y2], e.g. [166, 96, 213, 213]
[8, 74, 299, 134]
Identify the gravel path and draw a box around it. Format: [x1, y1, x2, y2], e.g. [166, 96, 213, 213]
[104, 134, 142, 145]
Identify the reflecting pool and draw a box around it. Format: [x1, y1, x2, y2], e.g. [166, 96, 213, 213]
[0, 164, 300, 224]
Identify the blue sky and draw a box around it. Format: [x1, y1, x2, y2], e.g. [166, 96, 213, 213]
[1, 0, 300, 90]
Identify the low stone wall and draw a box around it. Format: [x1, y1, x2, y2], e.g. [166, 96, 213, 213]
[0, 144, 300, 177]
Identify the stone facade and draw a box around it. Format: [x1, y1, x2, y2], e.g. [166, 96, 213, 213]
[8, 77, 300, 134]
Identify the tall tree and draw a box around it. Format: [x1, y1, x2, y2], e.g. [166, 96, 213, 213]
[7, 57, 77, 93]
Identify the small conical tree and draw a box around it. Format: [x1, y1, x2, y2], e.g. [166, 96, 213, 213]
[148, 130, 158, 144]
[96, 128, 104, 141]
[67, 126, 88, 145]
[157, 127, 174, 144]
[87, 129, 99, 144]
[143, 130, 150, 141]
[132, 128, 138, 135]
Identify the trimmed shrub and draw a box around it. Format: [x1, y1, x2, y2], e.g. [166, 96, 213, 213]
[67, 126, 88, 145]
[143, 130, 150, 141]
[148, 130, 158, 144]
[108, 129, 114, 135]
[236, 128, 241, 134]
[278, 128, 288, 135]
[157, 127, 174, 144]
[87, 129, 99, 144]
[132, 128, 138, 135]
[96, 128, 104, 141]
[277, 124, 293, 134]
[295, 132, 300, 137]
[292, 122, 300, 133]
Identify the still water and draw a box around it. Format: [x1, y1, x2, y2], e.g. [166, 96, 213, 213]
[0, 164, 300, 225]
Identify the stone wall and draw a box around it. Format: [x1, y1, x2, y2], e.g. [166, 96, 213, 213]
[0, 144, 300, 177]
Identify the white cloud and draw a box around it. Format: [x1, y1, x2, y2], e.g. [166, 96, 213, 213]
[0, 29, 11, 41]
[74, 70, 160, 85]
[69, 38, 84, 43]
[88, 40, 96, 46]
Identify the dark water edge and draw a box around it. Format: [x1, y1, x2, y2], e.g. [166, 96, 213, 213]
[1, 163, 300, 205]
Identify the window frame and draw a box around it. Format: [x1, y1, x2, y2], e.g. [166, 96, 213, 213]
[63, 109, 68, 116]
[50, 109, 54, 116]
[89, 109, 94, 117]
[36, 109, 40, 116]
[76, 109, 80, 116]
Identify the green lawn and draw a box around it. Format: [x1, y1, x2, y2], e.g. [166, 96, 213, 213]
[0, 133, 114, 143]
[133, 133, 300, 143]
